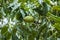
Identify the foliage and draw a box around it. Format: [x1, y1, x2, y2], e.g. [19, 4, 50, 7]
[0, 0, 60, 40]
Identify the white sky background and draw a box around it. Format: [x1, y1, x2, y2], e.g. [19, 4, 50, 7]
[0, 18, 16, 27]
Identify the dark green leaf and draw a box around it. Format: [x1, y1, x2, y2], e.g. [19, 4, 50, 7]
[1, 26, 8, 35]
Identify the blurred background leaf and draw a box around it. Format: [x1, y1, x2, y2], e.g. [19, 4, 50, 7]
[0, 0, 60, 40]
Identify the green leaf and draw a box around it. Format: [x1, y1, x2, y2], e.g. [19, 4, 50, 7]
[53, 23, 60, 31]
[52, 6, 60, 11]
[44, 0, 50, 4]
[18, 0, 27, 3]
[31, 31, 37, 37]
[28, 30, 37, 40]
[1, 26, 8, 35]
[28, 35, 35, 40]
[0, 13, 2, 19]
[30, 0, 36, 2]
[5, 32, 11, 40]
[15, 13, 23, 21]
[47, 12, 60, 23]
[12, 28, 17, 35]
[12, 34, 19, 40]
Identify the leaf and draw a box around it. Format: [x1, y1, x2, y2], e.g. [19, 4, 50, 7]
[53, 23, 60, 31]
[12, 34, 19, 40]
[5, 32, 11, 40]
[19, 25, 31, 35]
[31, 31, 37, 37]
[1, 26, 8, 35]
[28, 30, 38, 40]
[15, 13, 23, 21]
[20, 9, 26, 18]
[30, 0, 36, 2]
[18, 0, 27, 3]
[0, 13, 2, 19]
[44, 0, 50, 4]
[34, 2, 48, 16]
[47, 12, 60, 23]
[28, 35, 34, 40]
[52, 6, 60, 11]
[42, 2, 48, 14]
[12, 28, 17, 35]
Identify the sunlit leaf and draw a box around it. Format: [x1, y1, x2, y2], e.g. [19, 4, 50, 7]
[53, 23, 60, 31]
